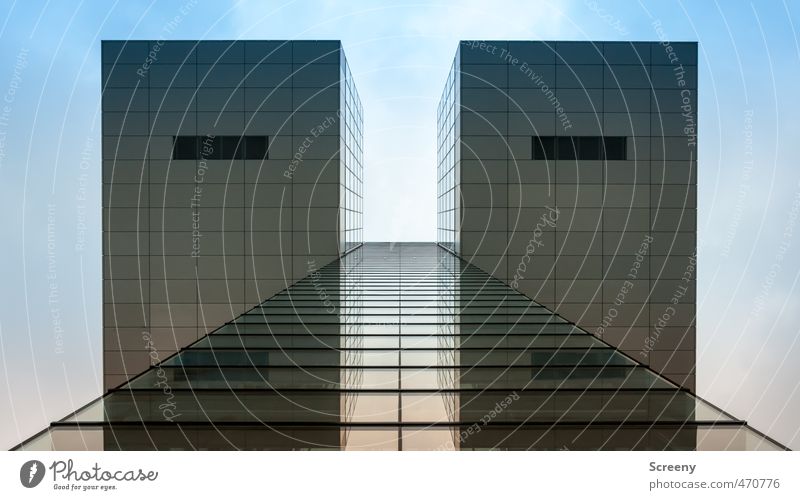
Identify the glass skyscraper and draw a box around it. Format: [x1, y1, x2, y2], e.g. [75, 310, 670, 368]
[12, 40, 786, 451]
[16, 243, 782, 450]
[100, 40, 362, 390]
[438, 41, 697, 391]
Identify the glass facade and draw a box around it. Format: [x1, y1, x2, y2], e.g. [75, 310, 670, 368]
[101, 40, 363, 390]
[339, 51, 364, 252]
[16, 39, 782, 452]
[437, 48, 459, 252]
[15, 244, 783, 450]
[436, 41, 697, 391]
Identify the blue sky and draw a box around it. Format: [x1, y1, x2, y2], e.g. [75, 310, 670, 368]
[1, 0, 799, 450]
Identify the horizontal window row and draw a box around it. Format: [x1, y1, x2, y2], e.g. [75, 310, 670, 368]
[460, 64, 697, 90]
[458, 41, 697, 66]
[104, 136, 341, 161]
[173, 135, 268, 160]
[532, 136, 627, 161]
[102, 41, 343, 65]
[102, 63, 342, 88]
[68, 387, 705, 423]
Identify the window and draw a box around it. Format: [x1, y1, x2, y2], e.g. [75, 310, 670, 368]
[244, 136, 267, 160]
[602, 136, 627, 161]
[557, 137, 577, 160]
[531, 136, 627, 161]
[172, 136, 269, 160]
[532, 136, 556, 161]
[200, 136, 222, 159]
[578, 136, 601, 159]
[173, 136, 198, 160]
[221, 136, 243, 160]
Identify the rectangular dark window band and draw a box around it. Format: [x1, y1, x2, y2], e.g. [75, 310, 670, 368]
[532, 136, 627, 161]
[172, 135, 269, 160]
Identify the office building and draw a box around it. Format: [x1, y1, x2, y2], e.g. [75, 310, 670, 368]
[438, 41, 697, 390]
[101, 40, 363, 389]
[12, 40, 786, 451]
[16, 243, 782, 450]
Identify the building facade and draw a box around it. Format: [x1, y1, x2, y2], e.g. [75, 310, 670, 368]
[15, 40, 789, 452]
[16, 243, 783, 451]
[102, 40, 363, 389]
[438, 41, 697, 390]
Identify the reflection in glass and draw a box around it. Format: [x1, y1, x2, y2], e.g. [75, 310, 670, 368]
[14, 244, 787, 451]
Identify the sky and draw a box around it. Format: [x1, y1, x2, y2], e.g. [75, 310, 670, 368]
[1, 0, 799, 450]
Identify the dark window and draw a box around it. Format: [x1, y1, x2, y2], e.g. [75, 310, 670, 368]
[558, 137, 577, 160]
[244, 136, 268, 160]
[578, 136, 601, 160]
[531, 136, 628, 161]
[173, 136, 198, 160]
[532, 136, 556, 160]
[200, 136, 222, 159]
[221, 136, 244, 160]
[602, 136, 627, 160]
[172, 136, 268, 160]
